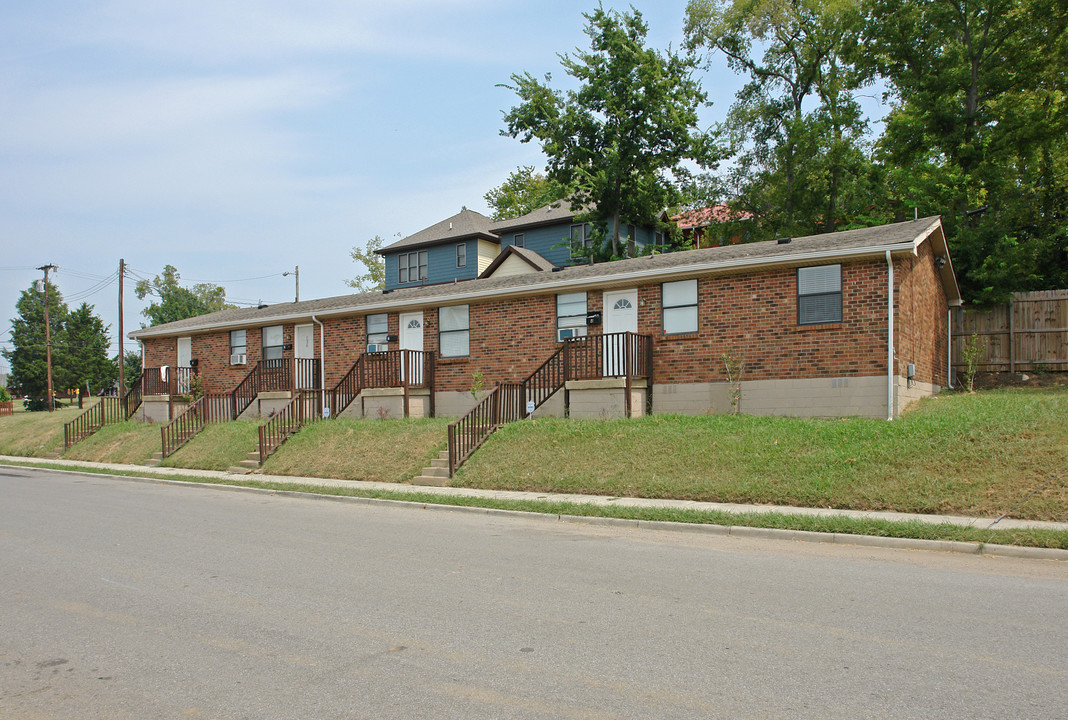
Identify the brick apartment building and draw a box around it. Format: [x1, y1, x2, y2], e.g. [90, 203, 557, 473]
[130, 215, 961, 421]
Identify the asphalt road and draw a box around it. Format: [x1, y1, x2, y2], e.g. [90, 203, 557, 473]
[1, 469, 1066, 720]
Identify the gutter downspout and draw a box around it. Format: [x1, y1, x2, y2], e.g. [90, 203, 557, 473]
[947, 309, 953, 389]
[886, 251, 894, 421]
[312, 315, 326, 417]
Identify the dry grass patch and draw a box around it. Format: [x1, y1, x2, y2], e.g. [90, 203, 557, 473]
[262, 418, 449, 483]
[63, 421, 161, 465]
[0, 403, 89, 457]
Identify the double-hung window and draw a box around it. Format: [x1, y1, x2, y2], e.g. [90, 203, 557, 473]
[438, 305, 469, 357]
[229, 330, 247, 364]
[556, 292, 587, 342]
[366, 314, 388, 351]
[797, 265, 842, 325]
[570, 224, 588, 253]
[662, 279, 698, 334]
[398, 250, 428, 284]
[456, 243, 466, 268]
[262, 325, 284, 360]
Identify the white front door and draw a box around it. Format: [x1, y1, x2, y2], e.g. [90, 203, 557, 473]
[176, 337, 192, 393]
[295, 324, 315, 389]
[602, 289, 638, 376]
[399, 312, 424, 383]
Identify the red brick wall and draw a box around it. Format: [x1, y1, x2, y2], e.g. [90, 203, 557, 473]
[895, 242, 950, 386]
[137, 249, 951, 395]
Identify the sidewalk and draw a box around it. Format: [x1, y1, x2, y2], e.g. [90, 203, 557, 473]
[4, 454, 1066, 533]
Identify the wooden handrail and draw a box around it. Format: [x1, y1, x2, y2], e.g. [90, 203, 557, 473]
[160, 393, 234, 458]
[258, 390, 321, 461]
[446, 332, 653, 477]
[63, 397, 123, 449]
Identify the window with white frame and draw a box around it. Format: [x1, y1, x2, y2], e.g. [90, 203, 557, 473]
[438, 305, 469, 357]
[662, 279, 698, 334]
[262, 325, 284, 360]
[556, 292, 588, 342]
[398, 250, 428, 284]
[456, 243, 466, 268]
[366, 314, 388, 350]
[229, 329, 247, 364]
[513, 233, 525, 248]
[797, 264, 842, 325]
[570, 223, 588, 252]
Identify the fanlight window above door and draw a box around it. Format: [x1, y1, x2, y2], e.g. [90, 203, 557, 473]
[407, 319, 421, 328]
[613, 299, 633, 310]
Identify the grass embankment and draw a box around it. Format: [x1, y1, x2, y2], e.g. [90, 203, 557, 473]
[262, 418, 449, 482]
[455, 387, 1068, 522]
[160, 420, 260, 471]
[0, 403, 85, 457]
[63, 420, 161, 464]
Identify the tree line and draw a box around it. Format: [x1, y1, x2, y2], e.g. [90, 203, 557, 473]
[484, 0, 1067, 305]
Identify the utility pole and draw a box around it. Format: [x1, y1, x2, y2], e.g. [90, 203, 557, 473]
[118, 258, 125, 397]
[37, 264, 57, 411]
[284, 265, 299, 302]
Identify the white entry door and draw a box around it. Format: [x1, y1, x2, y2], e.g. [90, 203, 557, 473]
[602, 289, 638, 377]
[399, 312, 424, 384]
[295, 324, 315, 389]
[176, 337, 192, 393]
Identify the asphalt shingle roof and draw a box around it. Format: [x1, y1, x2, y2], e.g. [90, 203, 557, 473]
[131, 216, 953, 339]
[377, 208, 497, 253]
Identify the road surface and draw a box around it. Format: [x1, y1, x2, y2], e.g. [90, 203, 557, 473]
[2, 468, 1066, 719]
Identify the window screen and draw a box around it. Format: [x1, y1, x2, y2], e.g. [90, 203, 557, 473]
[438, 305, 469, 357]
[798, 265, 842, 325]
[662, 279, 698, 334]
[557, 292, 587, 341]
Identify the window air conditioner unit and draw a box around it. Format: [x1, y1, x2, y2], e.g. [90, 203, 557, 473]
[557, 327, 587, 342]
[230, 353, 247, 365]
[367, 344, 388, 353]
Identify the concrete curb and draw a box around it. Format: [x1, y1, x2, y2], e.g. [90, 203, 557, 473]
[5, 460, 1067, 562]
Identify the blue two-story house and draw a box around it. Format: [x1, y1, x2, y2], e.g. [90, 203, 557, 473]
[378, 202, 662, 291]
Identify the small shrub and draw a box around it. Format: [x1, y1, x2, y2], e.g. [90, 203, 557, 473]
[960, 334, 986, 393]
[722, 347, 744, 414]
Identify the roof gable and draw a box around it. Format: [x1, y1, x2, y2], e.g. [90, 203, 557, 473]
[478, 246, 556, 279]
[378, 208, 498, 254]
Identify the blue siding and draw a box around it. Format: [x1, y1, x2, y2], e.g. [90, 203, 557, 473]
[500, 221, 659, 265]
[383, 241, 480, 290]
[499, 222, 577, 266]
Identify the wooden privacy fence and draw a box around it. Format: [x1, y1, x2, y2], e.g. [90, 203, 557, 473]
[0, 400, 13, 417]
[951, 290, 1068, 372]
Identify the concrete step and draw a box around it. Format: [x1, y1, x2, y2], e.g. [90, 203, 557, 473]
[411, 474, 450, 487]
[246, 451, 261, 463]
[40, 451, 61, 460]
[430, 458, 449, 469]
[419, 466, 450, 479]
[227, 466, 252, 475]
[144, 458, 161, 467]
[238, 459, 260, 469]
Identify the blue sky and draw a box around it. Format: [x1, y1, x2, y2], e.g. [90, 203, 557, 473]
[0, 0, 883, 370]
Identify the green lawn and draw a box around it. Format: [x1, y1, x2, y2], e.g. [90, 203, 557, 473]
[262, 418, 450, 483]
[453, 387, 1068, 522]
[160, 420, 261, 471]
[63, 420, 161, 465]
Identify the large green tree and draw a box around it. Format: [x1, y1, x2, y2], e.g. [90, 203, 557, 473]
[135, 265, 230, 326]
[501, 6, 720, 257]
[65, 302, 118, 395]
[3, 281, 73, 401]
[685, 0, 874, 239]
[863, 0, 1068, 302]
[484, 166, 567, 221]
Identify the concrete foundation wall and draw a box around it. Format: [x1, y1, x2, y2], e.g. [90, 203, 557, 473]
[565, 379, 647, 419]
[434, 391, 480, 419]
[140, 396, 171, 423]
[649, 375, 941, 419]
